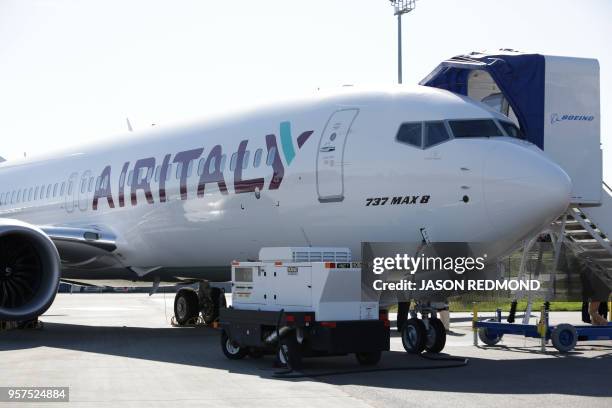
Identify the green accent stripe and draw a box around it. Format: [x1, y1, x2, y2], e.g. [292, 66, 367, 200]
[280, 121, 296, 165]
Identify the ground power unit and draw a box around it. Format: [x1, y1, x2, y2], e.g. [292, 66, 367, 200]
[218, 247, 390, 368]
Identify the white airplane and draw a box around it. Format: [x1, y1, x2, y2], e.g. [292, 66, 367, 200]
[0, 85, 571, 325]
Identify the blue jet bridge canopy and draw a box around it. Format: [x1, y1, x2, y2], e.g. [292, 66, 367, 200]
[420, 52, 546, 149]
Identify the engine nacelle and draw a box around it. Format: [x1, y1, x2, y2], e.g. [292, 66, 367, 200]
[0, 219, 61, 321]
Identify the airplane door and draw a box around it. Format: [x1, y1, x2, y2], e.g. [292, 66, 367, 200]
[64, 172, 77, 213]
[316, 109, 359, 203]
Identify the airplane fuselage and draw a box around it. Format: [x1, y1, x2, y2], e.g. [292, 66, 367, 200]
[0, 86, 571, 283]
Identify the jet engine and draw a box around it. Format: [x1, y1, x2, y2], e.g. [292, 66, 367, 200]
[0, 219, 61, 321]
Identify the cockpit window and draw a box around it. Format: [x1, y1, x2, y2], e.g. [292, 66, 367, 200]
[424, 122, 450, 148]
[448, 119, 502, 138]
[396, 122, 422, 148]
[499, 121, 525, 140]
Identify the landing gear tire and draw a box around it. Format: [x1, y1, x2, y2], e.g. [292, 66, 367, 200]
[425, 318, 447, 353]
[201, 287, 226, 325]
[478, 319, 504, 346]
[401, 318, 427, 354]
[355, 351, 382, 366]
[174, 289, 199, 326]
[276, 335, 302, 370]
[551, 323, 578, 353]
[221, 330, 247, 360]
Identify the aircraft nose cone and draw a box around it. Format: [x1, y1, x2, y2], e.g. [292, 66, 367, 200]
[483, 144, 571, 236]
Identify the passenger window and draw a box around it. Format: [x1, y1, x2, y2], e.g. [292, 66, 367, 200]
[424, 122, 451, 148]
[176, 163, 183, 179]
[449, 119, 502, 138]
[165, 164, 172, 181]
[229, 153, 237, 171]
[266, 147, 277, 166]
[67, 181, 73, 196]
[60, 182, 65, 196]
[34, 186, 39, 200]
[208, 157, 217, 173]
[40, 186, 45, 199]
[242, 151, 250, 170]
[17, 190, 21, 203]
[197, 158, 205, 176]
[28, 188, 33, 201]
[53, 183, 58, 197]
[499, 121, 525, 139]
[47, 184, 52, 198]
[187, 160, 193, 177]
[396, 123, 423, 148]
[154, 166, 161, 182]
[127, 170, 133, 186]
[253, 148, 262, 168]
[88, 177, 94, 192]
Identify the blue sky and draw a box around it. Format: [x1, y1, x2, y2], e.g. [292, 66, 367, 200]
[0, 0, 610, 178]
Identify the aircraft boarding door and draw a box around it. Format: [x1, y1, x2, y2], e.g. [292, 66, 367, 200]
[316, 109, 359, 203]
[64, 172, 77, 213]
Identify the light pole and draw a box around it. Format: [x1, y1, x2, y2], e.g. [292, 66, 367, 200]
[388, 0, 416, 84]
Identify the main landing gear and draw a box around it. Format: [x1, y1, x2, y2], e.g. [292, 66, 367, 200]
[174, 281, 226, 326]
[401, 303, 447, 354]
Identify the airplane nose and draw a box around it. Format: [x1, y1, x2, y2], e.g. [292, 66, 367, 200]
[483, 143, 572, 235]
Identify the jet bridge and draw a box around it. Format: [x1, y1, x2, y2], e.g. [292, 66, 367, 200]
[422, 50, 612, 299]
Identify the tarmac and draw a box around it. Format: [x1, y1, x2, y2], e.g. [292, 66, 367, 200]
[0, 293, 610, 407]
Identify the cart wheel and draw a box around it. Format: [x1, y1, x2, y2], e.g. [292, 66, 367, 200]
[355, 351, 382, 366]
[277, 335, 302, 369]
[221, 330, 247, 360]
[425, 318, 447, 353]
[478, 319, 503, 346]
[402, 318, 427, 354]
[551, 324, 578, 353]
[248, 348, 265, 359]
